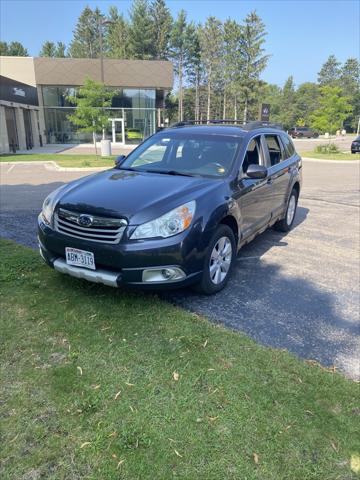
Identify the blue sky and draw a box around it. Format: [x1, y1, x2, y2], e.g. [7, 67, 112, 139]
[1, 0, 359, 86]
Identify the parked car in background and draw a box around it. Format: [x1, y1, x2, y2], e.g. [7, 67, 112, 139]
[38, 121, 302, 295]
[351, 136, 360, 153]
[288, 126, 319, 139]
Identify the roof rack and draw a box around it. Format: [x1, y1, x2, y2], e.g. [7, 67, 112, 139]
[170, 119, 244, 127]
[241, 121, 283, 131]
[170, 119, 283, 130]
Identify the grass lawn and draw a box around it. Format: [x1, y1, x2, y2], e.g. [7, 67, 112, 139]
[0, 154, 115, 168]
[302, 151, 360, 160]
[0, 239, 359, 479]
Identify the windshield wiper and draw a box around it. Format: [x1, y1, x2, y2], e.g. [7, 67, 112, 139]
[144, 169, 196, 177]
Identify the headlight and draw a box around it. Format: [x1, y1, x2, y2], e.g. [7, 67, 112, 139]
[41, 186, 65, 226]
[130, 201, 196, 240]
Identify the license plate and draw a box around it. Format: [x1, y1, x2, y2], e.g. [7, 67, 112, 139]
[65, 247, 95, 270]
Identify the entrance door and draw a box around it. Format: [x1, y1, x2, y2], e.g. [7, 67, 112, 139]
[23, 109, 33, 149]
[5, 107, 19, 152]
[110, 118, 125, 144]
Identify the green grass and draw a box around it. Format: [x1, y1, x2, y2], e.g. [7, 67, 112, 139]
[302, 151, 360, 160]
[0, 154, 115, 168]
[0, 239, 359, 479]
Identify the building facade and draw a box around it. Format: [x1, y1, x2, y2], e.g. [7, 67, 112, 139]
[0, 75, 41, 153]
[0, 56, 173, 152]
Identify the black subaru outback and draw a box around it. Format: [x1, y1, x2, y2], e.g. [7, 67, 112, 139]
[38, 121, 302, 294]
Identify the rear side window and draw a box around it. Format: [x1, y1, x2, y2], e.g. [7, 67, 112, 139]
[281, 134, 296, 158]
[264, 135, 283, 166]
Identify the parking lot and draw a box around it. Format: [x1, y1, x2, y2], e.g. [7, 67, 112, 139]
[0, 159, 359, 379]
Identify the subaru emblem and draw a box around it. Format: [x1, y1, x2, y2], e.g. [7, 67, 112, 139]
[78, 214, 93, 227]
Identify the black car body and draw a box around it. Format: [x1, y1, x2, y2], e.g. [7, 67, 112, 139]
[38, 122, 302, 294]
[351, 136, 360, 153]
[288, 126, 319, 139]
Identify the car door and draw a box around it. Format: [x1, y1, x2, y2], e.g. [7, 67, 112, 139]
[263, 134, 292, 219]
[234, 135, 273, 240]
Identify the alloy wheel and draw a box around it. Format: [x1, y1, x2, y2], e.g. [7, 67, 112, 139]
[209, 236, 232, 285]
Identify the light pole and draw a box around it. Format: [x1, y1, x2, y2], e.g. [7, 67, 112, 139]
[98, 18, 114, 83]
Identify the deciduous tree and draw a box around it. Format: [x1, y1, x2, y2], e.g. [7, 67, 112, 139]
[67, 78, 115, 155]
[310, 85, 352, 134]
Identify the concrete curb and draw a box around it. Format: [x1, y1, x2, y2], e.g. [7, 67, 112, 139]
[0, 161, 109, 172]
[302, 157, 360, 165]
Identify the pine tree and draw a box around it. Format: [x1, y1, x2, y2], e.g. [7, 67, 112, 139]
[40, 41, 66, 57]
[150, 0, 172, 59]
[318, 55, 341, 86]
[341, 58, 360, 96]
[55, 42, 66, 57]
[184, 22, 202, 120]
[200, 17, 223, 120]
[239, 11, 269, 123]
[171, 10, 187, 121]
[278, 76, 297, 129]
[107, 6, 129, 59]
[2, 41, 29, 56]
[128, 0, 155, 59]
[223, 19, 243, 119]
[39, 41, 56, 57]
[69, 6, 105, 58]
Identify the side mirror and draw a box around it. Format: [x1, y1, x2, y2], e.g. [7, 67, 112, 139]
[245, 164, 268, 179]
[115, 155, 126, 168]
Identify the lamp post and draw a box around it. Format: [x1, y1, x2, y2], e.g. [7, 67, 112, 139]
[98, 18, 114, 83]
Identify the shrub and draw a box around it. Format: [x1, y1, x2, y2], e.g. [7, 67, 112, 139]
[315, 143, 340, 154]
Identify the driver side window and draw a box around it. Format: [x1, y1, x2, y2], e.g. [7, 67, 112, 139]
[242, 136, 262, 174]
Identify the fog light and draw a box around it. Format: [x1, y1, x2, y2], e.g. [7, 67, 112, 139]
[142, 267, 186, 283]
[162, 268, 174, 279]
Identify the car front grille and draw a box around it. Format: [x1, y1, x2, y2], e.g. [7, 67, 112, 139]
[54, 208, 128, 244]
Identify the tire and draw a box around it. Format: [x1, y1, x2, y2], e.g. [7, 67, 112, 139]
[274, 188, 298, 232]
[194, 225, 236, 295]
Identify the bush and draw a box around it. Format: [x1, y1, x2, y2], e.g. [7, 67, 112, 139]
[315, 143, 340, 154]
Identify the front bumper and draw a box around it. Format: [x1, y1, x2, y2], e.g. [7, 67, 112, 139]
[38, 215, 204, 289]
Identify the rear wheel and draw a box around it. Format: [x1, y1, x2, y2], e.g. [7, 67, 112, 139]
[274, 188, 298, 232]
[194, 225, 236, 295]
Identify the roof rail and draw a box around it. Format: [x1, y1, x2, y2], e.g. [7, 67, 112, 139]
[170, 119, 244, 128]
[169, 119, 284, 131]
[242, 121, 283, 131]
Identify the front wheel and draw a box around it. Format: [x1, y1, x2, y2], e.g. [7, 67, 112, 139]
[194, 225, 236, 295]
[274, 188, 298, 232]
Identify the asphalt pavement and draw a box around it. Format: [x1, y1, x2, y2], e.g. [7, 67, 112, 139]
[0, 159, 359, 379]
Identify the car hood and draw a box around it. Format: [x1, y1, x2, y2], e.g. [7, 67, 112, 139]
[57, 168, 221, 224]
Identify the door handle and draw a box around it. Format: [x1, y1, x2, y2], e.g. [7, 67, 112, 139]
[267, 177, 273, 185]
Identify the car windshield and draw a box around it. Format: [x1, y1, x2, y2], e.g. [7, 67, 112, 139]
[120, 133, 242, 178]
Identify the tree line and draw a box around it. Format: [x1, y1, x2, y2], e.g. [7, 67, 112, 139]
[1, 0, 359, 132]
